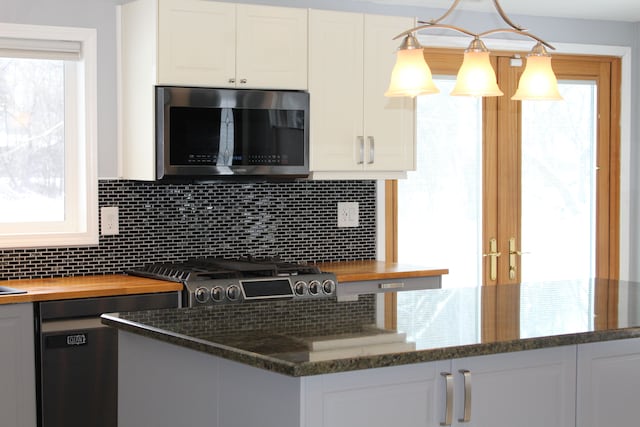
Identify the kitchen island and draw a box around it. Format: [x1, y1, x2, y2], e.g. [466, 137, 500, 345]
[103, 278, 640, 427]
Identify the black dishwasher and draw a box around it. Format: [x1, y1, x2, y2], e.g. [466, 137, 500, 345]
[36, 292, 180, 427]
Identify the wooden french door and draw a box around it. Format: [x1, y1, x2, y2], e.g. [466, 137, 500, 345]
[490, 54, 620, 286]
[385, 49, 620, 329]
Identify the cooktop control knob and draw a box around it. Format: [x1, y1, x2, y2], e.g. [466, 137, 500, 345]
[211, 286, 224, 302]
[308, 280, 321, 295]
[195, 287, 210, 304]
[226, 285, 241, 301]
[322, 279, 336, 295]
[294, 280, 307, 296]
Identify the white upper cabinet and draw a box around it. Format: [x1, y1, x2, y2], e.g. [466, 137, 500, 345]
[120, 0, 308, 180]
[157, 0, 308, 89]
[235, 4, 307, 90]
[308, 10, 415, 180]
[157, 0, 236, 87]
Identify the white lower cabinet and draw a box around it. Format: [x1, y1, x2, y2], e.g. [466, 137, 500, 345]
[0, 303, 36, 427]
[302, 361, 442, 427]
[449, 346, 576, 427]
[302, 345, 576, 427]
[576, 337, 640, 427]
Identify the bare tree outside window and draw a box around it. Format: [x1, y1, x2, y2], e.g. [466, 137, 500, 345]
[0, 57, 65, 223]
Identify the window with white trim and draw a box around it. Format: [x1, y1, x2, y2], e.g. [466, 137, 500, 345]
[0, 23, 97, 248]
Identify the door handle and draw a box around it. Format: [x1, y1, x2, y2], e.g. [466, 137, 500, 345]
[482, 238, 501, 281]
[459, 369, 472, 423]
[440, 372, 453, 426]
[357, 136, 364, 164]
[508, 238, 529, 280]
[367, 136, 375, 164]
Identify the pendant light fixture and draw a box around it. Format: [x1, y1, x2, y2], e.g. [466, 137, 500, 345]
[385, 0, 562, 101]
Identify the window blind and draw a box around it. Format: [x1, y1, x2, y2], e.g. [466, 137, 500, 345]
[0, 37, 82, 60]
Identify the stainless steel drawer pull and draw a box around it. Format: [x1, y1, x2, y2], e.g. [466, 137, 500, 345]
[440, 372, 453, 426]
[379, 282, 405, 289]
[459, 369, 472, 423]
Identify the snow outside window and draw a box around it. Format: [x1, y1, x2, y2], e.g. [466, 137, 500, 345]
[0, 23, 97, 248]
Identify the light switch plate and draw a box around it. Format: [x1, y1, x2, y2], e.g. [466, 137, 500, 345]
[101, 206, 120, 235]
[337, 202, 359, 228]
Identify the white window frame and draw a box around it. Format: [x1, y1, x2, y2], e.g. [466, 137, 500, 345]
[0, 23, 98, 249]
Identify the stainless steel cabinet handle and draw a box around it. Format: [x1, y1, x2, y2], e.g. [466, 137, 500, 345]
[459, 370, 472, 423]
[367, 136, 375, 164]
[440, 372, 453, 426]
[357, 136, 364, 164]
[228, 78, 236, 84]
[240, 78, 247, 84]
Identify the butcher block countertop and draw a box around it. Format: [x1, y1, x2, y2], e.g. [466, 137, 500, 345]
[0, 260, 445, 306]
[316, 260, 448, 282]
[0, 275, 183, 305]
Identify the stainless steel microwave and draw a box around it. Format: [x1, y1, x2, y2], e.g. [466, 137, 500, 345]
[155, 87, 309, 180]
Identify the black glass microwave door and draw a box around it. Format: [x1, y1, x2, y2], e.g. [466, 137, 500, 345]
[233, 109, 305, 166]
[169, 106, 305, 167]
[169, 106, 222, 166]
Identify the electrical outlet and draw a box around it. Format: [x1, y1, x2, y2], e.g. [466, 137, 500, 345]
[337, 202, 359, 228]
[101, 206, 120, 236]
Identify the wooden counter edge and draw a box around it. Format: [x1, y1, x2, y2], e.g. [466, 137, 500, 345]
[315, 260, 448, 283]
[0, 275, 183, 305]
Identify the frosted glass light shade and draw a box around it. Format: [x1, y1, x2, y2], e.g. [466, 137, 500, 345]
[450, 51, 503, 97]
[512, 55, 562, 100]
[385, 48, 440, 97]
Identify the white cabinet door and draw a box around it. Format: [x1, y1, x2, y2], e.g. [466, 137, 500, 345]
[450, 346, 576, 427]
[118, 331, 221, 427]
[576, 337, 640, 427]
[303, 361, 445, 427]
[158, 0, 307, 89]
[308, 10, 415, 177]
[0, 303, 36, 427]
[236, 4, 307, 90]
[309, 10, 364, 172]
[362, 14, 415, 172]
[158, 0, 235, 87]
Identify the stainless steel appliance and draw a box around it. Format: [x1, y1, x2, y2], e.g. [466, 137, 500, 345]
[37, 292, 180, 427]
[156, 87, 310, 180]
[127, 256, 337, 307]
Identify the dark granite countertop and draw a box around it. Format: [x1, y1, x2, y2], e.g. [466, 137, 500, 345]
[101, 278, 640, 377]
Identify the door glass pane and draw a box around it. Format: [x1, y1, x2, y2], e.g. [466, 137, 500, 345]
[397, 78, 483, 288]
[396, 77, 482, 348]
[520, 81, 597, 282]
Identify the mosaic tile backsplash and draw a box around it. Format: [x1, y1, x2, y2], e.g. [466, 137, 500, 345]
[0, 179, 377, 280]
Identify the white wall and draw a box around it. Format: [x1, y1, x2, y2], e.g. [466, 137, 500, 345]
[2, 0, 638, 278]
